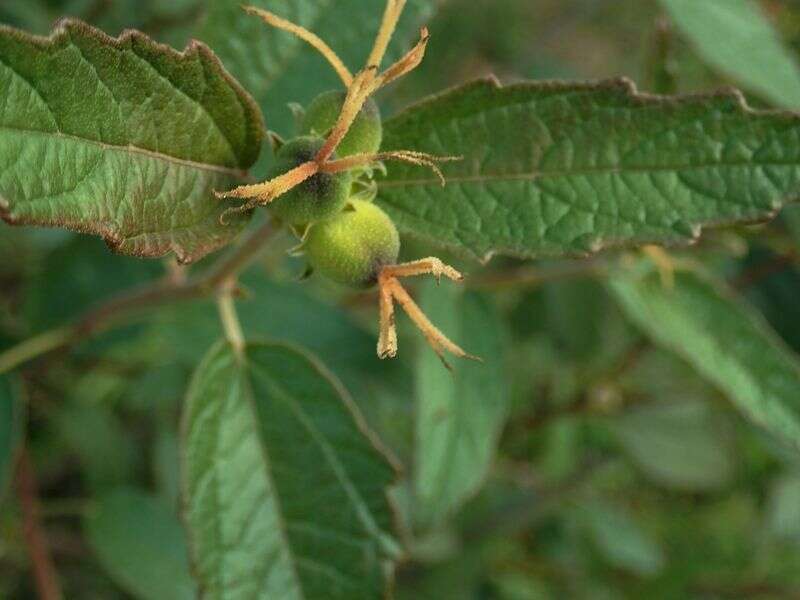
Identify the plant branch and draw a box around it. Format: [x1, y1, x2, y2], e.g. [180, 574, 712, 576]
[16, 449, 63, 600]
[216, 281, 246, 357]
[0, 219, 276, 375]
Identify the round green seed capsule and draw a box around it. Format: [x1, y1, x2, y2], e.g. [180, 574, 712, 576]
[301, 90, 382, 157]
[304, 199, 400, 288]
[268, 136, 351, 225]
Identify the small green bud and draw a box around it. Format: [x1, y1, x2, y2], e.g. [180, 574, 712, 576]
[301, 90, 382, 157]
[305, 199, 400, 287]
[268, 136, 351, 225]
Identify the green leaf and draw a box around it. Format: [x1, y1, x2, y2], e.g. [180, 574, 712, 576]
[0, 20, 263, 263]
[377, 78, 800, 261]
[579, 500, 665, 577]
[148, 270, 407, 398]
[182, 341, 399, 599]
[658, 0, 800, 108]
[609, 265, 800, 454]
[766, 473, 800, 543]
[608, 401, 734, 492]
[85, 487, 196, 600]
[0, 0, 52, 34]
[153, 425, 181, 509]
[25, 235, 161, 332]
[196, 0, 437, 134]
[56, 402, 137, 492]
[785, 205, 800, 249]
[0, 374, 23, 502]
[414, 283, 509, 527]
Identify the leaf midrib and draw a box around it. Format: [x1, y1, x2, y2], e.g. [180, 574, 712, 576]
[378, 159, 800, 188]
[0, 33, 247, 171]
[239, 365, 305, 600]
[0, 125, 246, 177]
[255, 361, 388, 545]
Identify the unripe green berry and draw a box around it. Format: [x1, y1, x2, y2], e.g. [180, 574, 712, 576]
[268, 136, 351, 225]
[301, 90, 382, 157]
[305, 199, 400, 288]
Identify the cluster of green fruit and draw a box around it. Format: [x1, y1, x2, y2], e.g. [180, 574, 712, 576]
[270, 91, 399, 288]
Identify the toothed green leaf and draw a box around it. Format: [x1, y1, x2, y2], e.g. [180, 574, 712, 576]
[0, 20, 263, 263]
[182, 341, 399, 600]
[377, 78, 800, 261]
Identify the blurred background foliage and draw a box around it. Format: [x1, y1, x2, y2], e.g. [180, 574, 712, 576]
[3, 0, 800, 598]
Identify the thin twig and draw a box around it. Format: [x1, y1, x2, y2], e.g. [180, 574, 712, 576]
[0, 220, 276, 375]
[16, 449, 63, 600]
[216, 280, 246, 357]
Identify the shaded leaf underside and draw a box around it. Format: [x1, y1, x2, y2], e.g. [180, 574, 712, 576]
[0, 20, 263, 263]
[182, 341, 398, 600]
[377, 78, 800, 262]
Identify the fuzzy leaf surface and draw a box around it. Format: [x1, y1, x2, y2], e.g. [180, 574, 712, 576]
[182, 341, 398, 600]
[377, 78, 800, 261]
[609, 265, 800, 454]
[0, 20, 263, 263]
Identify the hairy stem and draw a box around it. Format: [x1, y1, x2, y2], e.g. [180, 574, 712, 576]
[0, 219, 276, 375]
[16, 449, 63, 600]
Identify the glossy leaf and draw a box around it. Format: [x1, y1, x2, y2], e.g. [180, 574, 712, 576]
[377, 78, 800, 261]
[609, 265, 800, 454]
[85, 488, 196, 600]
[659, 0, 800, 108]
[0, 375, 23, 502]
[182, 341, 399, 599]
[609, 401, 734, 492]
[414, 283, 509, 527]
[196, 0, 437, 134]
[0, 20, 263, 263]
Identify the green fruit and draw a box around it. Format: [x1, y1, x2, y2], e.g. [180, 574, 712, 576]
[268, 136, 351, 225]
[305, 199, 400, 287]
[301, 90, 382, 157]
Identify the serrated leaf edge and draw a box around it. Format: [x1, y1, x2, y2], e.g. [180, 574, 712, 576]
[179, 339, 405, 598]
[0, 19, 265, 264]
[380, 76, 800, 264]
